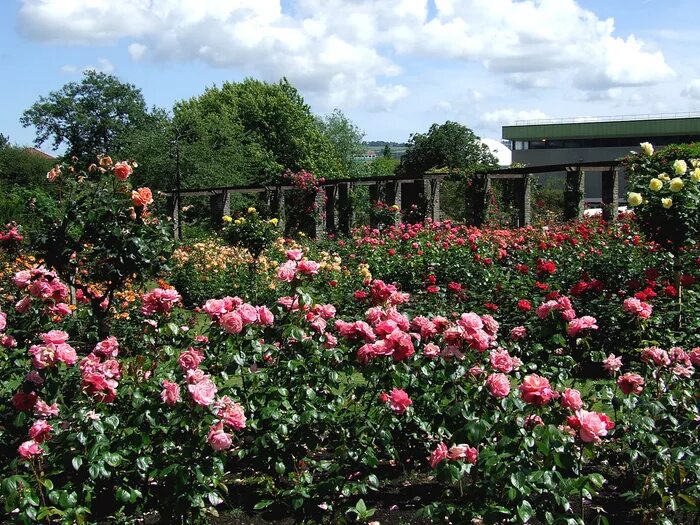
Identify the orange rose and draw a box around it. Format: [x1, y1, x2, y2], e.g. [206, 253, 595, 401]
[114, 161, 133, 181]
[131, 187, 153, 207]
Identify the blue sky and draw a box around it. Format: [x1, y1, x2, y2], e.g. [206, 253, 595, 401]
[2, 0, 700, 152]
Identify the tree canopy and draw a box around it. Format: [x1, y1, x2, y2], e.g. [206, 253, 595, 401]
[21, 71, 151, 159]
[316, 109, 365, 176]
[398, 121, 497, 177]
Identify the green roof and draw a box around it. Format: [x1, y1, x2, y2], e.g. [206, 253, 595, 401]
[503, 117, 700, 141]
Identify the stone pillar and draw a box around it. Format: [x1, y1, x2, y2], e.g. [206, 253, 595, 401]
[564, 168, 585, 221]
[337, 183, 353, 235]
[515, 174, 532, 227]
[469, 174, 490, 226]
[369, 183, 381, 228]
[210, 190, 230, 228]
[312, 189, 325, 239]
[422, 178, 440, 221]
[601, 169, 619, 221]
[325, 185, 337, 234]
[386, 181, 402, 225]
[267, 187, 286, 236]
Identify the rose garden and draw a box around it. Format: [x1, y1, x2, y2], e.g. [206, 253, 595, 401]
[0, 142, 698, 525]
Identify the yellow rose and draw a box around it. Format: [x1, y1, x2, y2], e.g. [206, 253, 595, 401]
[222, 215, 233, 223]
[662, 198, 673, 209]
[268, 218, 279, 225]
[669, 177, 684, 192]
[640, 142, 654, 156]
[691, 168, 700, 182]
[390, 204, 400, 211]
[691, 159, 700, 169]
[247, 207, 257, 214]
[649, 178, 663, 191]
[658, 172, 670, 182]
[627, 192, 643, 207]
[673, 159, 687, 175]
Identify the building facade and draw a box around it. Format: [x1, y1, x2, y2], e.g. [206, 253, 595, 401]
[502, 114, 700, 202]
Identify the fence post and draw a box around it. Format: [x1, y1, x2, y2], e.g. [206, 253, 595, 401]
[423, 178, 440, 221]
[469, 174, 490, 226]
[325, 185, 337, 234]
[313, 189, 326, 239]
[337, 182, 353, 235]
[515, 174, 532, 227]
[386, 180, 402, 225]
[564, 168, 585, 221]
[167, 194, 181, 240]
[268, 187, 286, 236]
[210, 190, 230, 228]
[601, 168, 619, 221]
[369, 183, 380, 228]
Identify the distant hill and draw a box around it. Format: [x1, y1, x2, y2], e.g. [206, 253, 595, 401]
[363, 141, 409, 147]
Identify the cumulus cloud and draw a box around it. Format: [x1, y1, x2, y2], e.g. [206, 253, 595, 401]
[17, 0, 675, 107]
[681, 80, 700, 100]
[480, 109, 549, 127]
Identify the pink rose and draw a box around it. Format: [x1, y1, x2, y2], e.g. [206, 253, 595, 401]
[94, 336, 119, 358]
[161, 380, 181, 405]
[237, 303, 259, 325]
[617, 373, 644, 395]
[429, 442, 448, 468]
[216, 397, 247, 430]
[387, 388, 412, 415]
[178, 348, 204, 371]
[576, 410, 609, 443]
[207, 422, 232, 451]
[448, 444, 478, 464]
[286, 249, 303, 261]
[519, 374, 554, 406]
[1, 334, 17, 348]
[689, 347, 700, 366]
[277, 260, 297, 282]
[485, 373, 510, 398]
[566, 316, 598, 337]
[113, 161, 133, 180]
[561, 388, 583, 411]
[510, 326, 527, 341]
[55, 343, 77, 366]
[28, 419, 53, 443]
[297, 259, 320, 275]
[15, 296, 31, 313]
[220, 311, 243, 334]
[187, 377, 218, 406]
[641, 346, 670, 367]
[489, 348, 515, 373]
[256, 306, 274, 325]
[423, 343, 440, 359]
[0, 311, 6, 332]
[602, 353, 622, 374]
[12, 270, 31, 288]
[18, 440, 42, 459]
[33, 399, 59, 418]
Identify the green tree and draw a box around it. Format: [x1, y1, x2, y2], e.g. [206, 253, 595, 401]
[316, 108, 365, 176]
[0, 133, 9, 148]
[21, 71, 152, 159]
[382, 144, 391, 158]
[398, 121, 497, 176]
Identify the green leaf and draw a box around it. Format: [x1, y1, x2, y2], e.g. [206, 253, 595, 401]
[72, 457, 83, 471]
[275, 462, 286, 475]
[517, 500, 534, 522]
[253, 500, 273, 510]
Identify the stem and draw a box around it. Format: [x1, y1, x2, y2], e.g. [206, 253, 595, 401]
[579, 444, 585, 524]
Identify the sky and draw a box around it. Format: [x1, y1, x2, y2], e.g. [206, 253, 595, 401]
[2, 0, 700, 152]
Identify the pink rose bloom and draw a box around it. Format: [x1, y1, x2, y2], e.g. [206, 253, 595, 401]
[220, 311, 243, 334]
[323, 333, 338, 349]
[0, 311, 6, 332]
[216, 397, 247, 430]
[561, 388, 583, 411]
[2, 334, 17, 348]
[623, 297, 652, 319]
[576, 410, 609, 443]
[286, 249, 303, 261]
[256, 306, 274, 325]
[519, 374, 554, 406]
[469, 365, 485, 377]
[374, 319, 398, 337]
[673, 364, 694, 378]
[602, 353, 623, 374]
[94, 336, 119, 358]
[81, 373, 118, 403]
[12, 270, 32, 288]
[277, 260, 297, 282]
[34, 399, 59, 417]
[536, 300, 559, 319]
[386, 329, 415, 362]
[28, 419, 53, 443]
[15, 296, 31, 313]
[40, 330, 70, 345]
[566, 316, 598, 337]
[315, 304, 336, 320]
[480, 314, 499, 337]
[18, 440, 42, 459]
[689, 347, 700, 366]
[186, 368, 206, 384]
[297, 259, 320, 275]
[423, 343, 440, 359]
[641, 346, 671, 367]
[161, 380, 181, 405]
[277, 295, 301, 311]
[188, 377, 218, 406]
[51, 303, 72, 317]
[617, 373, 645, 395]
[387, 388, 412, 415]
[55, 343, 78, 366]
[203, 299, 229, 319]
[28, 344, 54, 369]
[458, 312, 483, 333]
[561, 309, 577, 322]
[207, 422, 233, 451]
[448, 444, 478, 464]
[178, 348, 204, 371]
[510, 326, 527, 341]
[669, 347, 690, 365]
[113, 161, 133, 180]
[524, 414, 544, 430]
[429, 442, 448, 468]
[237, 303, 259, 325]
[466, 329, 491, 352]
[489, 348, 516, 373]
[141, 287, 181, 316]
[486, 373, 511, 398]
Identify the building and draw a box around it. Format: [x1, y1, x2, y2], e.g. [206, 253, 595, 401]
[502, 113, 700, 202]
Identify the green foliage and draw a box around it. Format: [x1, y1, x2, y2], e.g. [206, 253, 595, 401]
[21, 71, 152, 159]
[316, 108, 365, 177]
[222, 208, 280, 259]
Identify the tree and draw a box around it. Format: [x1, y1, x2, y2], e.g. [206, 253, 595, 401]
[21, 71, 151, 159]
[398, 121, 497, 177]
[382, 144, 392, 158]
[316, 109, 365, 176]
[0, 133, 9, 148]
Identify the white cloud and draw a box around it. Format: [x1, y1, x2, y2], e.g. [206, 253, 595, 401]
[18, 0, 676, 107]
[681, 79, 700, 100]
[59, 58, 115, 75]
[480, 109, 549, 127]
